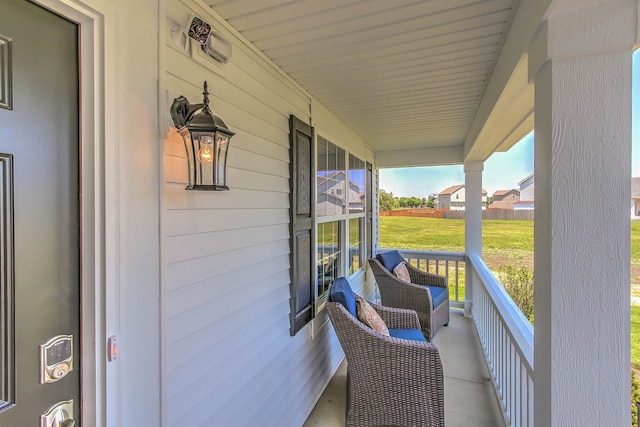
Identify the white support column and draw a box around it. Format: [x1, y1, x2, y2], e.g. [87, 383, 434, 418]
[529, 1, 635, 425]
[464, 161, 483, 317]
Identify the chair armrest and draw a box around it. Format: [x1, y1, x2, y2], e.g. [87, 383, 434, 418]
[405, 262, 448, 288]
[368, 301, 422, 330]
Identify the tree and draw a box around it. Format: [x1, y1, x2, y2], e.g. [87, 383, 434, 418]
[398, 196, 422, 208]
[426, 195, 436, 208]
[379, 189, 399, 211]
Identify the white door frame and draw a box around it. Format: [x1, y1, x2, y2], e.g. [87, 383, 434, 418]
[32, 1, 118, 425]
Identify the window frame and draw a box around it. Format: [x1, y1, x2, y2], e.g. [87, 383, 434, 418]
[316, 220, 343, 310]
[347, 153, 366, 277]
[314, 136, 368, 314]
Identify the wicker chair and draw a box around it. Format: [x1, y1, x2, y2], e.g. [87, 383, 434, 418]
[369, 250, 449, 341]
[326, 277, 445, 427]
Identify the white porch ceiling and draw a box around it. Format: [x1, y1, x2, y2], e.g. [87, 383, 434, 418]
[206, 0, 531, 165]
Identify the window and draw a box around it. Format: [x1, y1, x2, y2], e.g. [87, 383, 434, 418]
[316, 137, 368, 309]
[290, 120, 371, 332]
[348, 154, 365, 275]
[318, 221, 341, 300]
[316, 136, 345, 309]
[317, 136, 345, 217]
[348, 155, 365, 214]
[349, 217, 363, 275]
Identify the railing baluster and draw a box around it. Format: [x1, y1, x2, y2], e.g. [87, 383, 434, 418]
[467, 254, 534, 427]
[455, 260, 459, 301]
[445, 260, 449, 286]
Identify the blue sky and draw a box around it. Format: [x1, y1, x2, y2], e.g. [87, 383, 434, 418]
[380, 51, 640, 198]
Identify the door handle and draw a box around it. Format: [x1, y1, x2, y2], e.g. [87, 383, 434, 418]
[40, 399, 75, 427]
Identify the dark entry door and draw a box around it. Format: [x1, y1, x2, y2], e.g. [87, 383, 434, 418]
[0, 0, 81, 425]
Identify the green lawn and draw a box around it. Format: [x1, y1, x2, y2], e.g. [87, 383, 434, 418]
[380, 216, 639, 369]
[380, 216, 534, 270]
[633, 306, 640, 369]
[382, 215, 638, 271]
[632, 221, 640, 266]
[380, 216, 534, 251]
[380, 217, 466, 251]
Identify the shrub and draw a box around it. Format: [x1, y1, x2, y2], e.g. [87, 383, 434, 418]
[498, 265, 534, 323]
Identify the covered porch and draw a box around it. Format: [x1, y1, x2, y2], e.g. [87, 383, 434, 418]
[20, 0, 637, 425]
[200, 0, 633, 425]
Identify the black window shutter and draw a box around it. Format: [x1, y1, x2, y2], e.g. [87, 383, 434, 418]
[289, 115, 315, 335]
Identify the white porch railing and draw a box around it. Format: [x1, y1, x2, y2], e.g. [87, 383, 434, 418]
[468, 254, 534, 427]
[389, 249, 466, 309]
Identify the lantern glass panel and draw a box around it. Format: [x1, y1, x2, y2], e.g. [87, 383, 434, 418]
[191, 131, 215, 186]
[197, 135, 215, 163]
[215, 134, 229, 187]
[179, 128, 197, 188]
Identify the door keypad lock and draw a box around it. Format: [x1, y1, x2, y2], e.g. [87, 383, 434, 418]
[41, 399, 75, 427]
[40, 335, 73, 384]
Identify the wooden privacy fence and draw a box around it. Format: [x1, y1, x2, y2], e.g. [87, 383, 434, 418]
[380, 208, 443, 218]
[444, 210, 534, 220]
[381, 209, 534, 221]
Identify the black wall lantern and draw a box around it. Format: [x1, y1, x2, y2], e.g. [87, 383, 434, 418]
[170, 81, 235, 190]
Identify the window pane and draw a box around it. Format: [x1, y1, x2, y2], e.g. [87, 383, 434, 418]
[327, 141, 337, 172]
[348, 154, 365, 214]
[317, 137, 346, 217]
[349, 217, 363, 275]
[318, 221, 342, 299]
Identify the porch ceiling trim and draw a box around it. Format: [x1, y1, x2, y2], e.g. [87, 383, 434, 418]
[376, 145, 464, 168]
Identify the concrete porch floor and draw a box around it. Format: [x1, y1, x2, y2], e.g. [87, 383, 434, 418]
[303, 311, 505, 426]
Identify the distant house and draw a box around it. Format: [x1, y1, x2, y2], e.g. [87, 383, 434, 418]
[490, 189, 520, 210]
[516, 174, 534, 210]
[632, 177, 640, 218]
[437, 184, 488, 210]
[317, 171, 364, 216]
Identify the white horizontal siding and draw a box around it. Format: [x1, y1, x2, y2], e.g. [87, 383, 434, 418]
[164, 223, 289, 264]
[160, 1, 370, 426]
[164, 205, 287, 232]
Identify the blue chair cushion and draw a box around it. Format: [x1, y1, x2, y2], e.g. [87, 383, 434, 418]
[329, 277, 357, 318]
[376, 250, 405, 272]
[428, 286, 448, 309]
[388, 328, 427, 343]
